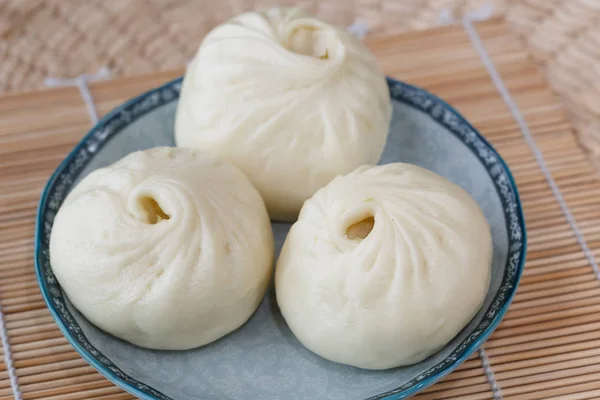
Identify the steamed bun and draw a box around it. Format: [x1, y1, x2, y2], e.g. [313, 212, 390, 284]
[275, 163, 492, 369]
[50, 147, 274, 350]
[175, 8, 392, 221]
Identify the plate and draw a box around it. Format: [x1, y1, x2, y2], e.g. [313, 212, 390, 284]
[35, 77, 526, 400]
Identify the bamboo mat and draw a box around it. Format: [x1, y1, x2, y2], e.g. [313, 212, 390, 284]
[1, 17, 600, 400]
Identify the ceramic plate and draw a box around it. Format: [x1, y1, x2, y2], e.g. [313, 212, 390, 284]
[35, 77, 526, 400]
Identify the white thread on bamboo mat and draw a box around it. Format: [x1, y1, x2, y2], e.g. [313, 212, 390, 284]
[347, 20, 370, 40]
[45, 67, 111, 125]
[479, 348, 502, 400]
[0, 304, 21, 400]
[460, 7, 600, 281]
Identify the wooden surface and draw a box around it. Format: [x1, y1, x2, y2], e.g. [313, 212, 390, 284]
[1, 17, 600, 400]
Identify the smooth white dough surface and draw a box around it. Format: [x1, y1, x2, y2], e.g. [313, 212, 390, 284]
[50, 147, 274, 350]
[175, 8, 392, 221]
[275, 163, 493, 369]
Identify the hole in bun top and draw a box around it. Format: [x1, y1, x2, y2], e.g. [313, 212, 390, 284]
[139, 196, 170, 224]
[263, 8, 344, 62]
[345, 216, 375, 240]
[287, 25, 334, 60]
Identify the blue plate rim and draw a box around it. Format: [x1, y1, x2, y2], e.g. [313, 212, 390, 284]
[34, 76, 527, 400]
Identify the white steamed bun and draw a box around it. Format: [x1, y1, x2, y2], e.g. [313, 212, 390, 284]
[50, 147, 274, 350]
[275, 163, 492, 369]
[175, 8, 392, 221]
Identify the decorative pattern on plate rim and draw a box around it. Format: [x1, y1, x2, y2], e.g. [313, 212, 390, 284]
[34, 77, 526, 400]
